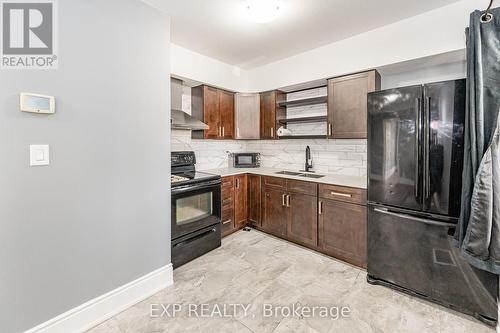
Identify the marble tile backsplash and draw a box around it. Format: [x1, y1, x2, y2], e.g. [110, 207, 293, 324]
[171, 131, 367, 176]
[171, 129, 245, 170]
[245, 139, 367, 176]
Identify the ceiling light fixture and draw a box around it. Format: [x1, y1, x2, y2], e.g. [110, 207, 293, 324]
[245, 0, 281, 24]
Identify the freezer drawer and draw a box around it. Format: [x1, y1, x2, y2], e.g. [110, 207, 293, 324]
[367, 204, 498, 324]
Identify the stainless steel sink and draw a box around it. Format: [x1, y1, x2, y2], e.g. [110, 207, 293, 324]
[275, 171, 325, 179]
[300, 173, 325, 179]
[275, 171, 304, 176]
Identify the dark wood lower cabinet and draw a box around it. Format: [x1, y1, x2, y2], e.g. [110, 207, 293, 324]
[221, 176, 235, 237]
[318, 199, 367, 268]
[221, 175, 247, 237]
[221, 174, 367, 269]
[234, 174, 247, 228]
[261, 187, 287, 237]
[287, 193, 318, 247]
[260, 177, 318, 247]
[247, 174, 261, 226]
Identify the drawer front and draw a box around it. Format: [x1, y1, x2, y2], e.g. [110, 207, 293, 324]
[222, 190, 234, 208]
[319, 184, 366, 205]
[222, 197, 233, 211]
[172, 224, 221, 268]
[262, 176, 286, 189]
[286, 179, 317, 196]
[221, 207, 234, 236]
[221, 176, 235, 210]
[221, 176, 235, 189]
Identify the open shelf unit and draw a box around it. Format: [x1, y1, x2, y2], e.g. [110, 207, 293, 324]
[278, 135, 327, 139]
[278, 115, 327, 124]
[278, 95, 327, 108]
[277, 86, 328, 139]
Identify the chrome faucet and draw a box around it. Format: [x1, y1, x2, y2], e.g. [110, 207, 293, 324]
[305, 146, 313, 172]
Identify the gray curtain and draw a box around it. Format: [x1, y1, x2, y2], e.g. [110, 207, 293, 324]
[455, 7, 500, 274]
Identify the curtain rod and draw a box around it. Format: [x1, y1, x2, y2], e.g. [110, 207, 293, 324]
[481, 0, 494, 22]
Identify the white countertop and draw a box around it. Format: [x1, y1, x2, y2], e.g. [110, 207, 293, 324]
[202, 167, 367, 189]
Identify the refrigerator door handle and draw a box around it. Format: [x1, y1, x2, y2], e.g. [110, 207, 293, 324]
[374, 208, 456, 228]
[414, 97, 421, 201]
[424, 96, 431, 203]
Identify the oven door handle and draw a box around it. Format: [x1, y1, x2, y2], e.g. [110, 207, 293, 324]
[172, 227, 217, 248]
[172, 180, 221, 194]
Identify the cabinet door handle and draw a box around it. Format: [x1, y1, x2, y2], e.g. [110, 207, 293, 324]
[328, 123, 332, 136]
[237, 127, 240, 137]
[222, 126, 225, 137]
[235, 178, 239, 189]
[218, 126, 222, 137]
[286, 195, 291, 207]
[330, 191, 352, 198]
[222, 219, 232, 225]
[318, 201, 323, 214]
[271, 127, 274, 138]
[282, 193, 286, 206]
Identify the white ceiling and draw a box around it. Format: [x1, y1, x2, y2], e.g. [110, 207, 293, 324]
[148, 0, 461, 69]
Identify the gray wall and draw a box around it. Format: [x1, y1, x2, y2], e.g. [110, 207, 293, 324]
[0, 1, 171, 332]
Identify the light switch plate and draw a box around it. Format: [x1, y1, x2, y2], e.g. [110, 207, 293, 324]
[30, 145, 50, 166]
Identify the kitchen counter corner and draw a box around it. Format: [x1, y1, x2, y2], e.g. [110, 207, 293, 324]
[202, 167, 367, 189]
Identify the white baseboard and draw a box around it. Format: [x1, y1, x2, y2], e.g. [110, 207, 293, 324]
[25, 264, 173, 333]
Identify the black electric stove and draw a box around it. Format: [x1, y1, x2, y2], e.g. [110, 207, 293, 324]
[171, 171, 220, 189]
[171, 151, 221, 268]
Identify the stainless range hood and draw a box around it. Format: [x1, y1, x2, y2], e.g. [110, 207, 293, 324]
[170, 77, 208, 130]
[171, 109, 209, 130]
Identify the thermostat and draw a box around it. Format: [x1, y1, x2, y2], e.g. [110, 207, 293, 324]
[20, 92, 55, 114]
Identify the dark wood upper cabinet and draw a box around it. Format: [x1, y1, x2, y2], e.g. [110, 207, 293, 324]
[219, 89, 235, 139]
[318, 198, 367, 268]
[248, 174, 261, 226]
[192, 85, 234, 139]
[260, 90, 285, 140]
[327, 70, 380, 139]
[261, 187, 287, 237]
[287, 193, 318, 248]
[235, 93, 260, 139]
[234, 174, 248, 228]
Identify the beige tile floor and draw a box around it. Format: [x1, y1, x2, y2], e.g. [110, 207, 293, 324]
[87, 230, 494, 333]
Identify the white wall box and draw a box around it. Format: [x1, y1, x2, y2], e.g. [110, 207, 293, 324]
[20, 93, 56, 114]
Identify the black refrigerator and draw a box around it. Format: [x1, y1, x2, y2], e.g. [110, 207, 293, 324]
[367, 79, 498, 325]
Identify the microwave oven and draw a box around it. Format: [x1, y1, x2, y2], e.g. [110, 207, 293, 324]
[232, 153, 261, 168]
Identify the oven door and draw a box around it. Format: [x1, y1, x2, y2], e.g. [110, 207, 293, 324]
[171, 179, 221, 241]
